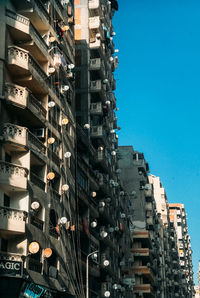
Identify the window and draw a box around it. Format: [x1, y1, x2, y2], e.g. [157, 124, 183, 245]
[77, 170, 88, 192]
[4, 194, 10, 207]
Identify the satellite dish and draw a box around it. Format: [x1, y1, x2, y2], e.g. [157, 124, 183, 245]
[100, 231, 108, 238]
[48, 101, 55, 108]
[115, 49, 119, 53]
[120, 213, 126, 219]
[43, 248, 52, 258]
[111, 151, 116, 156]
[116, 169, 121, 174]
[49, 36, 56, 42]
[103, 79, 108, 84]
[108, 227, 114, 233]
[48, 137, 55, 144]
[68, 64, 75, 69]
[91, 220, 97, 228]
[62, 184, 69, 192]
[103, 260, 110, 266]
[47, 172, 55, 180]
[91, 192, 96, 197]
[120, 191, 125, 196]
[105, 100, 111, 105]
[96, 33, 101, 38]
[104, 291, 110, 297]
[48, 67, 55, 74]
[60, 217, 68, 225]
[84, 123, 90, 129]
[64, 152, 71, 158]
[110, 129, 115, 134]
[61, 25, 69, 31]
[62, 85, 69, 92]
[29, 242, 40, 254]
[112, 32, 116, 36]
[62, 118, 69, 125]
[99, 201, 105, 208]
[109, 56, 114, 62]
[98, 146, 104, 151]
[31, 201, 40, 210]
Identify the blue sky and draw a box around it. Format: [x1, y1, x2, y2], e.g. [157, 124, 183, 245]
[113, 0, 200, 283]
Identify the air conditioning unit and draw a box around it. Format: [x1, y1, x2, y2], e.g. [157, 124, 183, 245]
[33, 128, 45, 138]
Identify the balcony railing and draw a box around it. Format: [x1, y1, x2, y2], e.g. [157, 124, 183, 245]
[5, 82, 46, 120]
[6, 9, 29, 26]
[0, 206, 27, 234]
[28, 131, 46, 154]
[1, 123, 27, 148]
[7, 46, 49, 91]
[89, 0, 100, 10]
[90, 125, 104, 137]
[30, 172, 45, 191]
[89, 16, 100, 29]
[90, 102, 102, 114]
[0, 161, 28, 190]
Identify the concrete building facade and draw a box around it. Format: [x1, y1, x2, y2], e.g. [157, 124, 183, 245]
[0, 0, 78, 297]
[169, 203, 194, 297]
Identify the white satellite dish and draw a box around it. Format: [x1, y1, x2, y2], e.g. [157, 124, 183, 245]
[62, 184, 69, 192]
[48, 101, 55, 108]
[64, 152, 71, 158]
[31, 201, 40, 210]
[84, 123, 90, 129]
[60, 217, 68, 225]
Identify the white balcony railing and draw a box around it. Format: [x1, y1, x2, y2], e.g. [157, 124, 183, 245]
[0, 161, 28, 190]
[89, 16, 100, 29]
[0, 206, 27, 234]
[89, 0, 100, 10]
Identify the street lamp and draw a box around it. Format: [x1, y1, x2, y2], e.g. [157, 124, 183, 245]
[86, 250, 98, 298]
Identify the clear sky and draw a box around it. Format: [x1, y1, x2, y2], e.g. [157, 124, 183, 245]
[113, 0, 200, 283]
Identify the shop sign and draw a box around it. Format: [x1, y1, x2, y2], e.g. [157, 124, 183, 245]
[24, 283, 54, 298]
[0, 259, 23, 277]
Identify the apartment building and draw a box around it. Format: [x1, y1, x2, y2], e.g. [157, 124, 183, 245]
[74, 1, 134, 298]
[118, 146, 167, 298]
[169, 203, 194, 297]
[0, 0, 79, 297]
[149, 175, 187, 297]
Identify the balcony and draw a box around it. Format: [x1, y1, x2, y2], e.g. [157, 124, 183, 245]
[90, 102, 103, 115]
[17, 0, 50, 32]
[5, 83, 46, 123]
[1, 123, 27, 151]
[89, 16, 100, 29]
[132, 248, 150, 257]
[0, 161, 28, 191]
[0, 206, 27, 237]
[6, 9, 49, 62]
[133, 284, 154, 295]
[89, 0, 100, 10]
[90, 80, 106, 101]
[89, 58, 105, 77]
[1, 123, 46, 157]
[7, 46, 49, 94]
[90, 126, 107, 139]
[30, 172, 45, 191]
[132, 266, 155, 281]
[89, 39, 105, 58]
